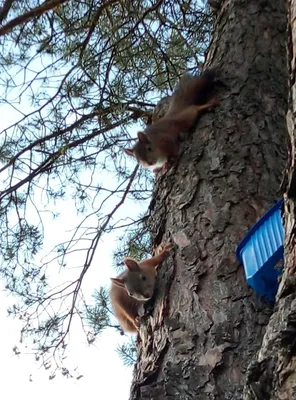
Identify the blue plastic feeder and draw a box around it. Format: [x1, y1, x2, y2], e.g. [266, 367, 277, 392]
[236, 199, 284, 302]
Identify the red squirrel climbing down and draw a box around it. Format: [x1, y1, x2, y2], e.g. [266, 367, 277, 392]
[110, 242, 171, 333]
[124, 69, 220, 173]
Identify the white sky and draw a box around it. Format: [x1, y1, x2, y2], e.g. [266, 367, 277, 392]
[0, 82, 149, 400]
[0, 292, 133, 399]
[0, 175, 144, 399]
[0, 192, 144, 399]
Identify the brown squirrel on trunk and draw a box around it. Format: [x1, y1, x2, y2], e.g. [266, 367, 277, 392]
[110, 242, 171, 333]
[124, 70, 220, 173]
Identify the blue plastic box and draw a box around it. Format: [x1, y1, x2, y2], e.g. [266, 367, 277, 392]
[236, 199, 284, 302]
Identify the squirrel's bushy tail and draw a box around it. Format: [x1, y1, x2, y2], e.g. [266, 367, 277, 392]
[167, 69, 219, 115]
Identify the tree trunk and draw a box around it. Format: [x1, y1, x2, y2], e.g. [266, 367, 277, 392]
[130, 1, 288, 399]
[243, 1, 296, 399]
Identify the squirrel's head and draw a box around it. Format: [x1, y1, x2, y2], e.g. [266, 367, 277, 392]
[123, 131, 167, 170]
[111, 258, 157, 301]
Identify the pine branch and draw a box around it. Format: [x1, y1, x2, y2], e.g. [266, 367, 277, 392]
[0, 0, 70, 36]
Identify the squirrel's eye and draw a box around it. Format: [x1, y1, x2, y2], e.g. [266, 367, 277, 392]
[129, 292, 134, 297]
[141, 275, 147, 281]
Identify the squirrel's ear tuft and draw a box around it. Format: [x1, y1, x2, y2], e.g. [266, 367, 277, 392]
[124, 258, 140, 272]
[123, 148, 134, 157]
[137, 131, 150, 144]
[111, 277, 125, 288]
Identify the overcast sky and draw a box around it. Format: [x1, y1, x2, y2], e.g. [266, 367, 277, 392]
[0, 194, 143, 399]
[0, 294, 133, 399]
[0, 46, 153, 399]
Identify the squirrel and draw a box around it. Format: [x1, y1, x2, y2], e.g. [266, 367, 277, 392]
[110, 242, 171, 333]
[124, 69, 220, 173]
[151, 95, 172, 123]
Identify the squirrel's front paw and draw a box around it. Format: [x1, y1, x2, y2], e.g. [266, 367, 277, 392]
[153, 164, 169, 174]
[153, 160, 175, 175]
[157, 241, 173, 256]
[134, 316, 141, 330]
[163, 242, 173, 255]
[208, 98, 220, 107]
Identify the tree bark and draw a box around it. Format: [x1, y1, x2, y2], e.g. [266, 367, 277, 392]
[130, 0, 288, 399]
[243, 1, 296, 399]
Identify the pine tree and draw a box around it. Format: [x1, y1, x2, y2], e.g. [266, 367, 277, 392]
[129, 0, 289, 398]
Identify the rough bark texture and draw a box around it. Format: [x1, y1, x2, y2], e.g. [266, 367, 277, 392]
[130, 1, 288, 399]
[243, 1, 296, 399]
